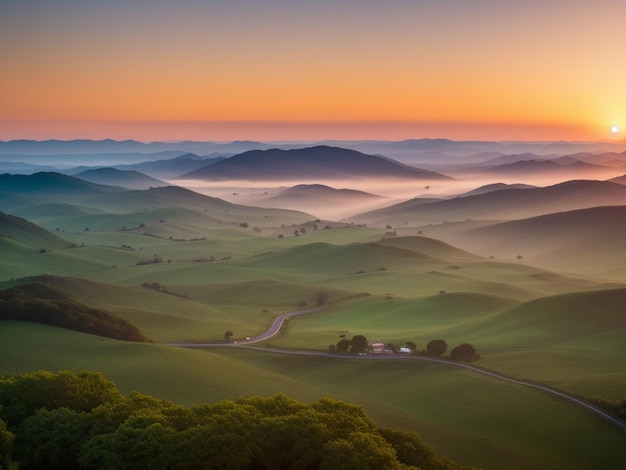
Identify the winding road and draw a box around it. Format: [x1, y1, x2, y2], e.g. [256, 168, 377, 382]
[167, 306, 626, 432]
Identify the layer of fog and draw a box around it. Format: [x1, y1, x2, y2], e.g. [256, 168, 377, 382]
[173, 165, 626, 221]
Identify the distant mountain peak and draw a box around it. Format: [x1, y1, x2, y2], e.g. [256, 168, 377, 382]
[180, 145, 452, 181]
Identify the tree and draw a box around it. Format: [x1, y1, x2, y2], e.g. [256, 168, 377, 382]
[336, 338, 351, 353]
[224, 331, 233, 341]
[378, 427, 460, 470]
[14, 407, 93, 469]
[0, 371, 465, 470]
[426, 339, 447, 357]
[0, 370, 122, 426]
[405, 341, 417, 351]
[320, 432, 404, 470]
[516, 254, 523, 263]
[0, 419, 18, 470]
[349, 335, 369, 354]
[450, 343, 479, 362]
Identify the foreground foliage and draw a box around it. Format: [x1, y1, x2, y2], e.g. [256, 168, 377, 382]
[0, 370, 468, 470]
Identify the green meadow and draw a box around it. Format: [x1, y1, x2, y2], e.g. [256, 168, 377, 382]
[1, 321, 625, 470]
[1, 186, 626, 470]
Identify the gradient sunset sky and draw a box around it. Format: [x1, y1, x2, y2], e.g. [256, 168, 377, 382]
[1, 0, 625, 142]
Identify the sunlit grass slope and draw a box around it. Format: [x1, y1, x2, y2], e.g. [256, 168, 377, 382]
[0, 239, 113, 281]
[244, 241, 442, 274]
[266, 293, 518, 351]
[268, 287, 626, 401]
[1, 275, 365, 342]
[1, 321, 624, 470]
[0, 211, 71, 248]
[451, 287, 626, 347]
[375, 235, 483, 262]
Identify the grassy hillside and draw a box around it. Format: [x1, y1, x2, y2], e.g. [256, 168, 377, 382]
[265, 293, 518, 351]
[451, 288, 626, 347]
[375, 236, 483, 263]
[2, 177, 626, 470]
[266, 287, 626, 401]
[442, 205, 626, 280]
[1, 322, 624, 470]
[5, 185, 314, 233]
[0, 279, 150, 342]
[245, 241, 443, 274]
[350, 179, 626, 227]
[3, 275, 364, 342]
[0, 211, 71, 249]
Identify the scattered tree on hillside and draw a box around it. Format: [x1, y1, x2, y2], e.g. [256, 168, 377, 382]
[426, 339, 448, 357]
[405, 341, 417, 351]
[336, 338, 351, 353]
[349, 335, 369, 354]
[450, 343, 479, 362]
[224, 331, 233, 341]
[517, 254, 523, 263]
[315, 292, 330, 307]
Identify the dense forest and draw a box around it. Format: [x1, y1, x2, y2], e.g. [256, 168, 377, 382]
[0, 281, 150, 342]
[0, 370, 471, 470]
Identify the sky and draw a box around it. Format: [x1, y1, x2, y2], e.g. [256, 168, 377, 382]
[1, 0, 625, 142]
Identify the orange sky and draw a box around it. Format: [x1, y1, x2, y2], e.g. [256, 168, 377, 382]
[1, 1, 624, 142]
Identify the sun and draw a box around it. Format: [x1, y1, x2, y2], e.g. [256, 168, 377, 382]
[611, 125, 619, 134]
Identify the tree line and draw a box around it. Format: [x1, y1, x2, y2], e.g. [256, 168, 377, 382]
[0, 282, 150, 343]
[330, 336, 480, 362]
[0, 370, 473, 470]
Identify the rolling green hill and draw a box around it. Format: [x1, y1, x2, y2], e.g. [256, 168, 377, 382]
[0, 278, 150, 342]
[375, 236, 483, 263]
[442, 205, 626, 279]
[245, 241, 442, 275]
[452, 287, 626, 347]
[1, 322, 624, 470]
[2, 170, 626, 470]
[0, 211, 71, 249]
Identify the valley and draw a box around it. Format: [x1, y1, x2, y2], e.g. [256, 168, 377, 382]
[1, 139, 626, 469]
